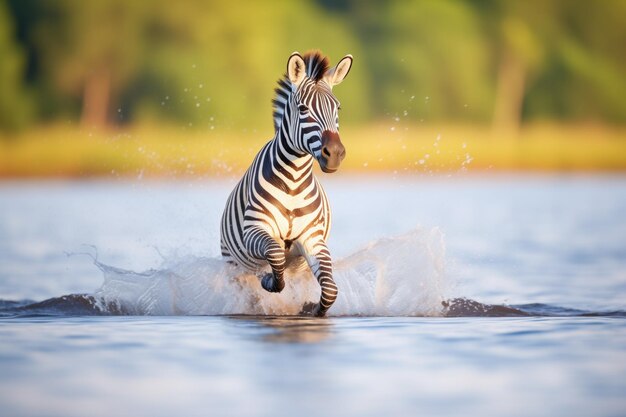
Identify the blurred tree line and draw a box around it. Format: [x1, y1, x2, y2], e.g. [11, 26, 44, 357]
[1, 0, 625, 133]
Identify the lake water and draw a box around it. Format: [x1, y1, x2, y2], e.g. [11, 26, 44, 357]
[1, 175, 625, 417]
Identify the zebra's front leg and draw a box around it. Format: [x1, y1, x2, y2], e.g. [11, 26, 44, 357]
[301, 241, 338, 317]
[243, 227, 286, 293]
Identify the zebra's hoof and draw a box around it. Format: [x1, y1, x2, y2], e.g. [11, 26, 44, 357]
[261, 273, 284, 293]
[300, 302, 327, 317]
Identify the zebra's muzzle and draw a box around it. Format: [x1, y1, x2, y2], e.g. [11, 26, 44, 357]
[319, 130, 346, 173]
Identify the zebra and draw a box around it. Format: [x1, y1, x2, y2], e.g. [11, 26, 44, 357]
[220, 50, 353, 317]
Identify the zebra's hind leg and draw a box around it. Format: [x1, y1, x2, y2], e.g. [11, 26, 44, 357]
[299, 240, 338, 317]
[243, 227, 286, 293]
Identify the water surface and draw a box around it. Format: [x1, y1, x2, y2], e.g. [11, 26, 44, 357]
[0, 175, 625, 416]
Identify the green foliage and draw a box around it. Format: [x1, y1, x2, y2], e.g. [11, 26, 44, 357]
[2, 0, 626, 131]
[0, 0, 33, 132]
[130, 0, 370, 131]
[524, 0, 626, 122]
[384, 0, 493, 121]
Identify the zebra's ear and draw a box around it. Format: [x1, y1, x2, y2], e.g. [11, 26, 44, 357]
[287, 52, 306, 88]
[324, 54, 353, 88]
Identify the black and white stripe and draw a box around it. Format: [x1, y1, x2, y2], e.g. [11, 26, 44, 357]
[220, 51, 352, 317]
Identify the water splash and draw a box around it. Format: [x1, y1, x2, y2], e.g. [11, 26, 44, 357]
[4, 227, 622, 318]
[91, 228, 447, 316]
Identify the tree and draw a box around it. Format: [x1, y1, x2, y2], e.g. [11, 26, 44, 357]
[4, 0, 625, 130]
[131, 0, 370, 131]
[479, 0, 626, 131]
[471, 0, 550, 135]
[0, 0, 33, 132]
[319, 0, 493, 123]
[386, 0, 493, 122]
[33, 0, 149, 128]
[524, 0, 626, 123]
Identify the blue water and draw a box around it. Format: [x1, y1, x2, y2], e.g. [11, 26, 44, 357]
[1, 175, 625, 417]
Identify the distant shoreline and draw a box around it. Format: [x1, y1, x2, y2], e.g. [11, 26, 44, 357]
[1, 122, 625, 178]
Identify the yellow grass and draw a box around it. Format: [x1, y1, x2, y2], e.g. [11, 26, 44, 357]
[1, 122, 625, 178]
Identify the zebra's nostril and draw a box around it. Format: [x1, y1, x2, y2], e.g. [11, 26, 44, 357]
[322, 147, 331, 158]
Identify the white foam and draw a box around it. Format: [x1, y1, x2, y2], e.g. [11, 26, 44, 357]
[94, 228, 448, 316]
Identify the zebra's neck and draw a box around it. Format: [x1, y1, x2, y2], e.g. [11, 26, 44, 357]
[268, 129, 313, 177]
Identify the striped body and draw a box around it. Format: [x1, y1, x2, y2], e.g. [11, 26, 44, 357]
[220, 138, 331, 271]
[220, 51, 353, 316]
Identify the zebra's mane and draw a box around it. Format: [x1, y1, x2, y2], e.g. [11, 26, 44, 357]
[272, 51, 330, 133]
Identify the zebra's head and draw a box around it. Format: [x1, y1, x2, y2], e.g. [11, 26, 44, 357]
[273, 51, 353, 173]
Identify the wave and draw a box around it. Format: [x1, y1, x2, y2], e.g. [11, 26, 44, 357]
[2, 295, 624, 318]
[1, 228, 624, 318]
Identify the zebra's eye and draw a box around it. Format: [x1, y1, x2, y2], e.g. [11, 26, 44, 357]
[298, 104, 308, 114]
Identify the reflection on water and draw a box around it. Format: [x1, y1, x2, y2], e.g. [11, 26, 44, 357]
[0, 316, 624, 417]
[239, 316, 334, 344]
